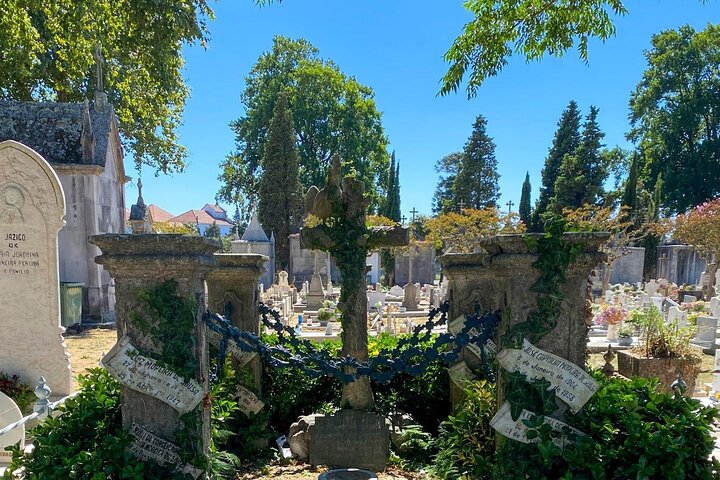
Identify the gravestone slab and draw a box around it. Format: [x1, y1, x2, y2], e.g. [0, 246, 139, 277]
[0, 391, 24, 462]
[0, 141, 71, 395]
[402, 283, 418, 310]
[711, 297, 720, 319]
[310, 409, 389, 471]
[307, 273, 325, 310]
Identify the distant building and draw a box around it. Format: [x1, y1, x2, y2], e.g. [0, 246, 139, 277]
[201, 204, 231, 223]
[169, 209, 233, 236]
[0, 95, 127, 320]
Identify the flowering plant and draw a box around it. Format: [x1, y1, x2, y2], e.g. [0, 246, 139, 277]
[680, 300, 706, 313]
[594, 305, 626, 327]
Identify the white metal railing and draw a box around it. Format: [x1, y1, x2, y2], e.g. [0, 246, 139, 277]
[0, 377, 78, 438]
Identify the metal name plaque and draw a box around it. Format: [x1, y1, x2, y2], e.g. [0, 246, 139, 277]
[129, 423, 203, 478]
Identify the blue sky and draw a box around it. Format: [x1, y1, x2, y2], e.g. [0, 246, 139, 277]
[131, 0, 720, 221]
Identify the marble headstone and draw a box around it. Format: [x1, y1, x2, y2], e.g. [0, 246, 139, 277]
[402, 283, 418, 310]
[645, 280, 660, 297]
[0, 141, 72, 395]
[0, 391, 24, 462]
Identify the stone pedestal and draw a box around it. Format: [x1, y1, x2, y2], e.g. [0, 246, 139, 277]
[90, 234, 219, 475]
[207, 253, 267, 392]
[441, 233, 607, 405]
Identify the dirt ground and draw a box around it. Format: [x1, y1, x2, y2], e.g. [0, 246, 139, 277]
[234, 463, 429, 480]
[64, 327, 117, 390]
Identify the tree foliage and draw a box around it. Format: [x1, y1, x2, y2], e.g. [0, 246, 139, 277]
[629, 24, 720, 214]
[519, 172, 531, 226]
[674, 198, 720, 260]
[382, 151, 401, 221]
[258, 92, 303, 269]
[425, 208, 525, 253]
[218, 36, 389, 215]
[432, 152, 463, 215]
[532, 100, 581, 230]
[453, 115, 501, 210]
[440, 0, 627, 97]
[0, 0, 213, 173]
[550, 105, 606, 212]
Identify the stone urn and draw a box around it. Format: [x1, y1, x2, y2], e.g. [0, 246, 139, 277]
[616, 350, 701, 394]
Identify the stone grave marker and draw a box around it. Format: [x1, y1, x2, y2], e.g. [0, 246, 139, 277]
[307, 272, 325, 310]
[694, 316, 719, 350]
[0, 141, 72, 395]
[91, 234, 219, 476]
[711, 297, 720, 319]
[402, 283, 418, 310]
[645, 280, 660, 297]
[667, 306, 688, 326]
[310, 409, 389, 471]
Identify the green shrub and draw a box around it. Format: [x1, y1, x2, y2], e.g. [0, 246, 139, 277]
[0, 371, 35, 415]
[4, 368, 147, 480]
[493, 373, 720, 479]
[431, 380, 497, 480]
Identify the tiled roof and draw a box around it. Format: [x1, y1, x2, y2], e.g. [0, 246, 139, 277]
[170, 209, 232, 227]
[148, 204, 176, 223]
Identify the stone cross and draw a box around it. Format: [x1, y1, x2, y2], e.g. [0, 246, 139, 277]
[409, 207, 418, 223]
[506, 200, 515, 213]
[301, 155, 408, 409]
[93, 43, 104, 92]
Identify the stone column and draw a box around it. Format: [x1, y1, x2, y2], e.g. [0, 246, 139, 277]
[206, 253, 267, 391]
[441, 233, 607, 405]
[90, 234, 219, 472]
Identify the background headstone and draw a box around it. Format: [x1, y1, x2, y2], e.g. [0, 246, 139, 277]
[0, 140, 71, 395]
[0, 391, 24, 461]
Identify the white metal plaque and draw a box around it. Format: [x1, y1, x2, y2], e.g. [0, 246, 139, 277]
[102, 337, 203, 414]
[208, 329, 257, 367]
[129, 423, 203, 478]
[490, 401, 585, 447]
[235, 385, 265, 416]
[497, 339, 598, 413]
[448, 361, 476, 387]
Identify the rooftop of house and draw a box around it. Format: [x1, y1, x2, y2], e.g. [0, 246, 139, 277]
[0, 98, 116, 167]
[170, 209, 233, 227]
[148, 204, 176, 223]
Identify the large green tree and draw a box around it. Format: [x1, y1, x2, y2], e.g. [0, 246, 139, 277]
[550, 106, 606, 212]
[0, 0, 213, 172]
[453, 115, 501, 210]
[519, 172, 532, 226]
[629, 24, 720, 214]
[218, 36, 389, 215]
[382, 152, 401, 222]
[258, 93, 303, 269]
[432, 151, 463, 215]
[531, 100, 581, 230]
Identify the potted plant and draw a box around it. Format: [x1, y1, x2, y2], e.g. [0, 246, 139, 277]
[617, 325, 634, 347]
[616, 306, 701, 394]
[317, 300, 337, 327]
[595, 305, 625, 341]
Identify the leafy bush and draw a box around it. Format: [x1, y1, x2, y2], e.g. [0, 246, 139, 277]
[431, 380, 496, 480]
[0, 372, 34, 415]
[4, 368, 147, 480]
[493, 373, 719, 479]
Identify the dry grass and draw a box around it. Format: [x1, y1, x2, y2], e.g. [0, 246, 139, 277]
[234, 463, 429, 479]
[64, 328, 117, 390]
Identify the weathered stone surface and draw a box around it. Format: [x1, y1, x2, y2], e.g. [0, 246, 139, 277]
[441, 233, 607, 407]
[616, 350, 700, 394]
[288, 414, 324, 461]
[90, 234, 219, 472]
[310, 410, 389, 471]
[0, 141, 72, 395]
[207, 253, 267, 392]
[402, 283, 418, 310]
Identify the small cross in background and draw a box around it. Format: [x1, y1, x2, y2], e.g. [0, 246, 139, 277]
[506, 200, 515, 213]
[409, 207, 419, 223]
[458, 200, 465, 213]
[401, 215, 407, 224]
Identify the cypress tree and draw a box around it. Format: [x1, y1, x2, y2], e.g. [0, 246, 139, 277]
[550, 106, 606, 212]
[432, 152, 463, 215]
[531, 100, 581, 230]
[258, 92, 303, 269]
[519, 172, 532, 226]
[621, 153, 640, 214]
[453, 115, 500, 209]
[381, 152, 401, 286]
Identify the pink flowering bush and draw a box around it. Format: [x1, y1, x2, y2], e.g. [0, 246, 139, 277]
[594, 305, 627, 327]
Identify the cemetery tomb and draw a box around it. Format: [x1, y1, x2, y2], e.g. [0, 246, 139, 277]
[0, 140, 72, 395]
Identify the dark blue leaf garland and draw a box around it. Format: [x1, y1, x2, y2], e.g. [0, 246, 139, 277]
[205, 301, 500, 384]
